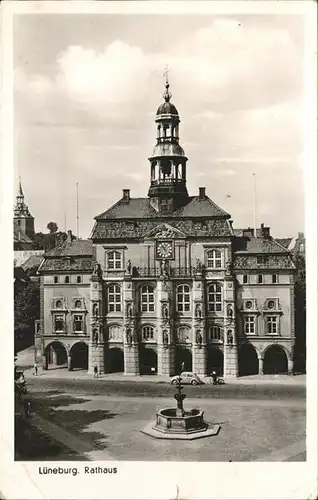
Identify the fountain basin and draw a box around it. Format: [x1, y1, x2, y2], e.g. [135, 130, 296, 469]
[155, 408, 206, 434]
[141, 407, 220, 440]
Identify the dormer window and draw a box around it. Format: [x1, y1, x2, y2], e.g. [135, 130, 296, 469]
[107, 251, 123, 270]
[206, 249, 223, 269]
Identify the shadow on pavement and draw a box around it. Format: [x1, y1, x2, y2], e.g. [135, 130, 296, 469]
[31, 393, 118, 451]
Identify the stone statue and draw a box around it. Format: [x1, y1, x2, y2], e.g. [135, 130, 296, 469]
[155, 228, 174, 239]
[195, 258, 202, 273]
[225, 259, 232, 275]
[93, 262, 102, 277]
[126, 329, 132, 344]
[162, 304, 169, 319]
[126, 259, 132, 274]
[92, 303, 99, 317]
[227, 304, 233, 319]
[93, 329, 98, 345]
[195, 303, 202, 319]
[196, 331, 203, 345]
[163, 331, 169, 344]
[227, 330, 233, 345]
[127, 303, 133, 318]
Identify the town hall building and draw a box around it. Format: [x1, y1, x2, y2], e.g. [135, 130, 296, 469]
[36, 80, 296, 378]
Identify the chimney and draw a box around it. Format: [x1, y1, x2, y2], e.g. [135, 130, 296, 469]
[199, 187, 206, 200]
[260, 223, 270, 238]
[122, 189, 130, 202]
[243, 227, 254, 238]
[67, 230, 72, 244]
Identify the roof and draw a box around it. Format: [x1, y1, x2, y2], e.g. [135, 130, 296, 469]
[95, 196, 230, 221]
[275, 238, 292, 249]
[14, 250, 43, 267]
[234, 236, 291, 254]
[39, 257, 93, 273]
[21, 254, 43, 272]
[44, 239, 93, 257]
[156, 102, 179, 116]
[91, 218, 233, 240]
[13, 222, 33, 244]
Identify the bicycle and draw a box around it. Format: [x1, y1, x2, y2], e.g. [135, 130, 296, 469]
[210, 376, 226, 385]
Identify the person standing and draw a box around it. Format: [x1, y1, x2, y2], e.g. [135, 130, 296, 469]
[94, 365, 98, 378]
[33, 362, 38, 376]
[211, 370, 217, 385]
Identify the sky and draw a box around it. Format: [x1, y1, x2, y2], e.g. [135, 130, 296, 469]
[14, 13, 306, 238]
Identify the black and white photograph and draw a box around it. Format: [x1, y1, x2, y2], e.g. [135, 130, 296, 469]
[1, 1, 317, 499]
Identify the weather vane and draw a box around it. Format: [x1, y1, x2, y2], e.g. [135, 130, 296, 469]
[162, 65, 171, 102]
[163, 64, 169, 85]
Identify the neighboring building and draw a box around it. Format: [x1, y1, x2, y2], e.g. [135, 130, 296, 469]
[37, 80, 296, 377]
[36, 231, 93, 370]
[13, 180, 35, 249]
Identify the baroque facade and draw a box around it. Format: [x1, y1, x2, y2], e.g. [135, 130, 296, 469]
[36, 81, 296, 378]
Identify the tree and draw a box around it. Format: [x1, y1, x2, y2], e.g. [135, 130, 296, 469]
[14, 280, 40, 352]
[293, 254, 306, 373]
[47, 221, 58, 233]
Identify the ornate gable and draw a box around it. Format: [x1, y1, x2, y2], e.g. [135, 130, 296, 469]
[142, 222, 187, 240]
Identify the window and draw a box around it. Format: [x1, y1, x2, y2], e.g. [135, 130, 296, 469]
[74, 300, 82, 309]
[244, 316, 255, 334]
[272, 274, 277, 284]
[176, 284, 190, 312]
[209, 325, 222, 340]
[245, 300, 253, 309]
[142, 326, 154, 340]
[207, 283, 222, 312]
[299, 243, 304, 252]
[109, 324, 122, 340]
[206, 249, 222, 268]
[73, 314, 84, 333]
[243, 274, 248, 284]
[54, 276, 59, 284]
[55, 300, 63, 309]
[257, 275, 263, 284]
[107, 251, 122, 270]
[266, 316, 278, 334]
[141, 285, 155, 313]
[107, 284, 121, 312]
[76, 276, 82, 284]
[268, 300, 275, 309]
[64, 276, 70, 284]
[54, 315, 65, 333]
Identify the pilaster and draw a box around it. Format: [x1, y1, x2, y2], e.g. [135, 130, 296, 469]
[123, 271, 139, 375]
[89, 264, 104, 374]
[192, 269, 207, 375]
[223, 272, 238, 378]
[157, 277, 174, 375]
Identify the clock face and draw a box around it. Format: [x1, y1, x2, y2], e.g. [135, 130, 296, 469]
[156, 241, 173, 259]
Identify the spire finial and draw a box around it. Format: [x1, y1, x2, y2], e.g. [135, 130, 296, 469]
[18, 176, 23, 196]
[162, 65, 172, 102]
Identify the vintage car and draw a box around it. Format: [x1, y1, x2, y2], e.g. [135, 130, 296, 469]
[170, 372, 204, 386]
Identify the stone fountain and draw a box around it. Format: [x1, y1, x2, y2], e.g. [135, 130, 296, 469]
[141, 370, 220, 440]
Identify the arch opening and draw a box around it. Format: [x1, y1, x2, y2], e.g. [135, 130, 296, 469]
[238, 344, 259, 376]
[207, 347, 224, 376]
[175, 346, 192, 373]
[263, 345, 288, 374]
[45, 341, 67, 370]
[70, 342, 88, 370]
[106, 347, 124, 373]
[139, 346, 158, 375]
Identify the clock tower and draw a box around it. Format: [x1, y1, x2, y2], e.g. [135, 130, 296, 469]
[148, 75, 189, 213]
